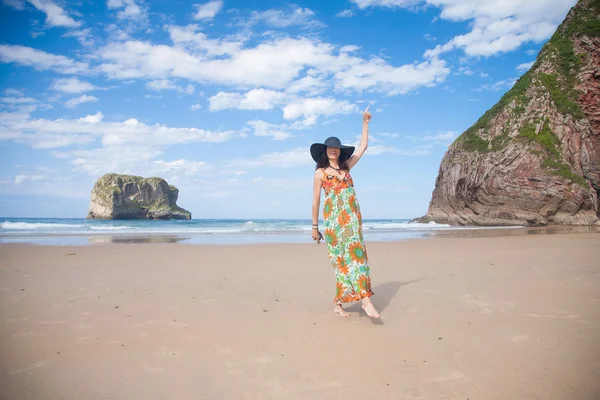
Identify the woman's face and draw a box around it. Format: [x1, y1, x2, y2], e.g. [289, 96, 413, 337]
[326, 146, 340, 160]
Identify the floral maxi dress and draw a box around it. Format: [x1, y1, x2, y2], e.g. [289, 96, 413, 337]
[321, 169, 374, 304]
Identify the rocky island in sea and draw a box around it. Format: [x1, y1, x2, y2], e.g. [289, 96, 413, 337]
[87, 173, 192, 220]
[418, 0, 599, 227]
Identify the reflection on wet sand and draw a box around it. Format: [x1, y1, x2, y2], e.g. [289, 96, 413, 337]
[87, 235, 191, 244]
[424, 225, 600, 239]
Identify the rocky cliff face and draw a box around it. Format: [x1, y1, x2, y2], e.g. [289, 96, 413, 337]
[419, 0, 600, 226]
[87, 174, 192, 220]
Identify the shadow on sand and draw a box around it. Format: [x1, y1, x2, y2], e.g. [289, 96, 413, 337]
[345, 278, 425, 324]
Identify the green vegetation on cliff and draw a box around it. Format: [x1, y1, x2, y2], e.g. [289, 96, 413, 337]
[457, 0, 598, 154]
[518, 120, 588, 188]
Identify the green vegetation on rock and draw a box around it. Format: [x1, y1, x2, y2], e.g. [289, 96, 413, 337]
[542, 158, 589, 187]
[518, 120, 588, 188]
[456, 0, 598, 154]
[491, 132, 511, 152]
[461, 131, 489, 153]
[538, 73, 585, 119]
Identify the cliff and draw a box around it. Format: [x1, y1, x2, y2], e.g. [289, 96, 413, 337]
[419, 0, 600, 226]
[87, 174, 192, 220]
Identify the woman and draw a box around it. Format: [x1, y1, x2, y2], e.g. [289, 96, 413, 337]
[310, 106, 380, 319]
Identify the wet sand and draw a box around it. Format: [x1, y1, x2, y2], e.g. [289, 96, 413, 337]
[1, 232, 599, 400]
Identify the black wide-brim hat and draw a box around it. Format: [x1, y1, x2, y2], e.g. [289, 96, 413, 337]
[310, 136, 355, 163]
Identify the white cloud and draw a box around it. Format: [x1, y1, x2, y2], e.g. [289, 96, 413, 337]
[27, 0, 81, 27]
[0, 44, 89, 74]
[78, 111, 104, 123]
[473, 77, 516, 92]
[190, 103, 202, 111]
[96, 35, 448, 96]
[244, 6, 324, 28]
[350, 0, 419, 8]
[107, 0, 145, 20]
[247, 120, 291, 140]
[0, 110, 241, 177]
[65, 95, 98, 108]
[4, 88, 24, 96]
[51, 77, 96, 93]
[422, 131, 457, 142]
[354, 0, 576, 57]
[0, 111, 238, 149]
[516, 61, 534, 72]
[153, 159, 213, 176]
[4, 0, 25, 10]
[62, 28, 95, 47]
[209, 89, 288, 111]
[228, 147, 313, 168]
[208, 92, 243, 111]
[14, 174, 46, 184]
[283, 97, 358, 120]
[166, 24, 247, 57]
[286, 75, 329, 95]
[146, 79, 195, 94]
[405, 130, 457, 147]
[335, 9, 355, 18]
[193, 0, 223, 20]
[0, 96, 39, 104]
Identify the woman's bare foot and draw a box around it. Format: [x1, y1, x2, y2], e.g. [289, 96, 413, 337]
[333, 304, 350, 317]
[361, 298, 380, 318]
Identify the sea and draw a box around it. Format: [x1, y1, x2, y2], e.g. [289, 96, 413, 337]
[0, 217, 507, 246]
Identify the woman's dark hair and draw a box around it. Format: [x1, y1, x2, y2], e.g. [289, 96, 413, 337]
[315, 147, 350, 171]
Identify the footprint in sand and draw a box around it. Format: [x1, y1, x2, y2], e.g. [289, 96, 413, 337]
[134, 320, 185, 328]
[226, 362, 242, 374]
[144, 364, 166, 373]
[510, 335, 530, 343]
[159, 346, 179, 356]
[214, 345, 232, 355]
[526, 313, 578, 319]
[11, 361, 47, 375]
[431, 372, 464, 382]
[461, 294, 514, 314]
[13, 331, 46, 338]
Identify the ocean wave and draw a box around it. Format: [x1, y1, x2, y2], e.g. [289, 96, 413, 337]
[0, 222, 83, 230]
[363, 221, 450, 230]
[89, 226, 129, 230]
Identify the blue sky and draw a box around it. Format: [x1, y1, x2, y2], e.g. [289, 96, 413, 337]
[0, 0, 577, 219]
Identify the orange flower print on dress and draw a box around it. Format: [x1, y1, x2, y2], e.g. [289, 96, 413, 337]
[349, 194, 357, 213]
[337, 210, 350, 228]
[324, 228, 338, 247]
[349, 242, 366, 263]
[320, 168, 374, 305]
[357, 275, 370, 292]
[323, 198, 333, 219]
[335, 281, 345, 298]
[336, 256, 349, 275]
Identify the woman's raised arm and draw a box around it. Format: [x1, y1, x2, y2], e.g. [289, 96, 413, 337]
[348, 106, 371, 169]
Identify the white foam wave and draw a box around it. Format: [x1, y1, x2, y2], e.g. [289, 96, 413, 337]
[363, 221, 451, 230]
[89, 226, 129, 230]
[1, 222, 83, 230]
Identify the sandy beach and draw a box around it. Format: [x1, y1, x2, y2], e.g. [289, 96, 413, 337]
[1, 232, 599, 400]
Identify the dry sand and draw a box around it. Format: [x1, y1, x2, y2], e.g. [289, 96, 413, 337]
[1, 233, 599, 400]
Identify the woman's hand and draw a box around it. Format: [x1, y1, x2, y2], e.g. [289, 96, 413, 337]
[312, 228, 323, 244]
[363, 105, 371, 124]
